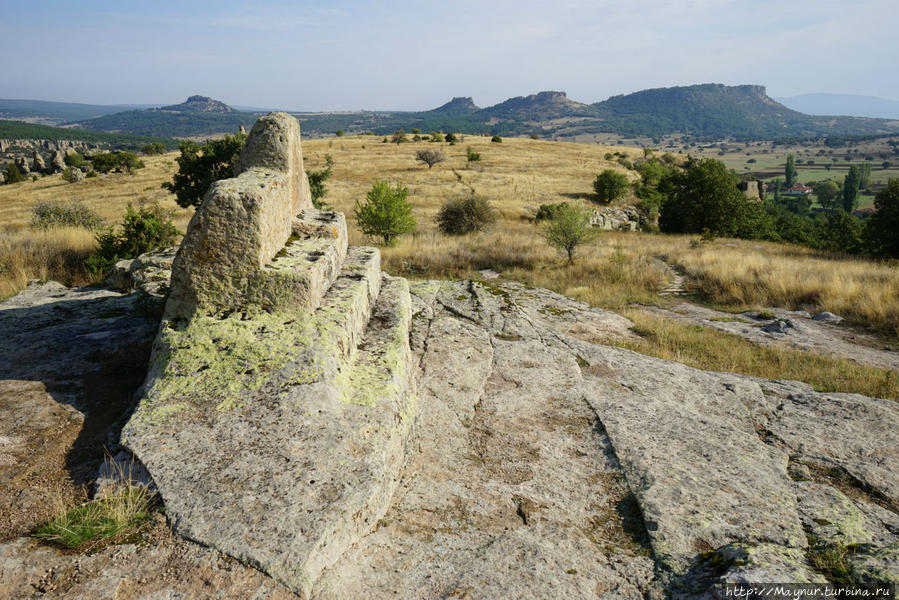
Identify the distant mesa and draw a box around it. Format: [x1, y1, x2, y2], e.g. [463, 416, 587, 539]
[160, 95, 234, 113]
[431, 96, 480, 116]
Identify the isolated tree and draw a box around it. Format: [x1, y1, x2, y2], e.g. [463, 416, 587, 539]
[90, 151, 143, 174]
[435, 195, 496, 235]
[814, 180, 841, 211]
[858, 161, 872, 188]
[415, 149, 446, 169]
[163, 132, 247, 208]
[391, 130, 408, 144]
[445, 133, 458, 143]
[865, 178, 899, 258]
[784, 154, 797, 188]
[430, 132, 444, 142]
[354, 180, 416, 245]
[659, 158, 752, 236]
[335, 130, 344, 137]
[491, 135, 502, 143]
[3, 163, 26, 184]
[593, 169, 630, 204]
[842, 165, 860, 212]
[141, 142, 167, 155]
[541, 203, 598, 263]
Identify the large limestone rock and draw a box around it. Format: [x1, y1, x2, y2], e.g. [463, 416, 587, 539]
[164, 112, 318, 320]
[49, 150, 65, 173]
[31, 151, 46, 174]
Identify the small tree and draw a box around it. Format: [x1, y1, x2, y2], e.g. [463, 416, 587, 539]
[3, 162, 26, 184]
[430, 132, 444, 143]
[391, 130, 407, 144]
[335, 130, 345, 137]
[85, 203, 179, 274]
[593, 169, 629, 204]
[415, 149, 445, 169]
[814, 180, 841, 211]
[445, 133, 458, 143]
[307, 154, 334, 209]
[91, 151, 143, 174]
[491, 135, 502, 143]
[465, 146, 481, 165]
[163, 132, 247, 209]
[785, 154, 797, 188]
[354, 180, 416, 245]
[541, 204, 598, 263]
[843, 165, 860, 212]
[435, 196, 496, 235]
[141, 142, 167, 155]
[64, 152, 85, 168]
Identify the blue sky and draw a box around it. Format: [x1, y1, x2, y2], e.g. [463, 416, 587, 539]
[2, 0, 897, 110]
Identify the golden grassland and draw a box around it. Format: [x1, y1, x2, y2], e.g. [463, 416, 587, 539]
[1, 134, 898, 342]
[618, 309, 897, 400]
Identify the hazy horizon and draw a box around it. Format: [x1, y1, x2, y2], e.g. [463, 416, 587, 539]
[3, 0, 897, 111]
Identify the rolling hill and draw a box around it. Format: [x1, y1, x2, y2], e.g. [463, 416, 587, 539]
[0, 98, 159, 125]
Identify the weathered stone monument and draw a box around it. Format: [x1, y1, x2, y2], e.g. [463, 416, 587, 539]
[122, 112, 417, 597]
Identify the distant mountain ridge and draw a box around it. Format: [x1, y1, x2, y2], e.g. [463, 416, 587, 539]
[775, 93, 899, 120]
[58, 86, 899, 140]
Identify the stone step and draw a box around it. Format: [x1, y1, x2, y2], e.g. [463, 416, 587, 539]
[122, 246, 412, 598]
[247, 209, 349, 314]
[284, 274, 416, 596]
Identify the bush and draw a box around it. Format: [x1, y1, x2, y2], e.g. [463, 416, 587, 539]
[91, 151, 144, 174]
[31, 200, 105, 231]
[86, 170, 98, 178]
[3, 162, 26, 184]
[541, 204, 598, 263]
[535, 202, 570, 221]
[430, 132, 444, 143]
[354, 180, 416, 246]
[445, 133, 458, 143]
[391, 130, 407, 144]
[61, 166, 79, 183]
[307, 154, 334, 209]
[64, 152, 85, 168]
[85, 203, 179, 274]
[162, 132, 247, 209]
[491, 135, 502, 143]
[335, 130, 345, 137]
[593, 169, 630, 203]
[466, 146, 481, 164]
[436, 196, 496, 235]
[141, 142, 167, 155]
[415, 149, 445, 169]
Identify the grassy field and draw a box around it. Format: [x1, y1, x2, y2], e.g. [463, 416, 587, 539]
[2, 133, 898, 338]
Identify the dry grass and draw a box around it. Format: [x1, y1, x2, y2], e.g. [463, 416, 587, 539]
[618, 309, 898, 400]
[2, 135, 897, 337]
[0, 227, 98, 297]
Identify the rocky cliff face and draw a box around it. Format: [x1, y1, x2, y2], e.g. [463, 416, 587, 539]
[1, 112, 896, 598]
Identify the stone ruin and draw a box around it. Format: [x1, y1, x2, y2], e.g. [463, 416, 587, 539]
[122, 112, 417, 597]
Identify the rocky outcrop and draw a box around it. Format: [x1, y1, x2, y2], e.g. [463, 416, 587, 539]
[3, 112, 895, 598]
[592, 205, 641, 231]
[31, 151, 45, 174]
[49, 150, 65, 173]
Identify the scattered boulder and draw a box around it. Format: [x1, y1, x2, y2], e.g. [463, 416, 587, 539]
[31, 151, 46, 174]
[812, 311, 844, 324]
[591, 205, 641, 231]
[761, 318, 800, 334]
[49, 150, 65, 173]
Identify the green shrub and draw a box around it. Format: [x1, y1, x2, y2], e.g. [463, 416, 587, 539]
[162, 132, 247, 209]
[61, 166, 78, 183]
[430, 131, 444, 143]
[436, 196, 496, 235]
[91, 151, 143, 174]
[64, 152, 85, 168]
[491, 135, 502, 143]
[141, 142, 167, 155]
[466, 146, 481, 164]
[535, 202, 571, 221]
[86, 170, 98, 178]
[593, 169, 630, 203]
[541, 204, 598, 263]
[307, 154, 334, 209]
[86, 203, 179, 274]
[3, 162, 27, 184]
[445, 133, 458, 143]
[335, 130, 345, 137]
[391, 130, 407, 144]
[31, 200, 105, 230]
[354, 180, 416, 246]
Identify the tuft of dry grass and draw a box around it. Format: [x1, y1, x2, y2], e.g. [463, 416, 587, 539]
[617, 309, 898, 400]
[0, 227, 98, 298]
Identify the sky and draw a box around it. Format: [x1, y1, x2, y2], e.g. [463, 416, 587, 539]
[2, 0, 897, 111]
